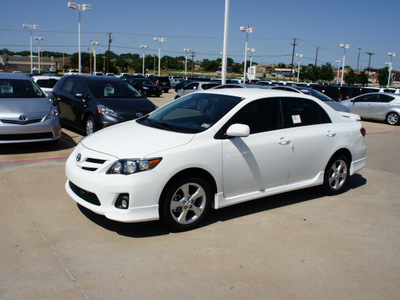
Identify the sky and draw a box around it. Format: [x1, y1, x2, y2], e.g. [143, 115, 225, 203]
[1, 0, 399, 71]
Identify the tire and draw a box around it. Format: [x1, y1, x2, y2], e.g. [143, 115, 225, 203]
[160, 177, 212, 231]
[386, 112, 399, 125]
[85, 116, 96, 136]
[322, 155, 350, 195]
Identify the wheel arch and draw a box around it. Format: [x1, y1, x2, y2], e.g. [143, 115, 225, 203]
[159, 167, 218, 204]
[328, 148, 352, 170]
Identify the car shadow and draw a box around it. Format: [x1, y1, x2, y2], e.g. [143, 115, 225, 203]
[77, 174, 367, 238]
[0, 131, 77, 155]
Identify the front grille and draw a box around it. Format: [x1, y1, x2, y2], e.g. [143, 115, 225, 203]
[1, 118, 42, 125]
[85, 158, 106, 164]
[69, 181, 100, 206]
[0, 132, 53, 140]
[79, 157, 106, 172]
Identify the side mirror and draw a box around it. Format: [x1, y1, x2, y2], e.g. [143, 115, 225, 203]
[75, 93, 88, 102]
[226, 123, 250, 138]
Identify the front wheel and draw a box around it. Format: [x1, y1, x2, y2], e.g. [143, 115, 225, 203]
[85, 116, 96, 136]
[160, 177, 212, 231]
[322, 156, 350, 195]
[386, 112, 399, 125]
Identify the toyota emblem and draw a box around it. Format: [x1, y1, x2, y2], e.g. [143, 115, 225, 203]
[136, 112, 144, 118]
[19, 115, 28, 121]
[76, 153, 82, 162]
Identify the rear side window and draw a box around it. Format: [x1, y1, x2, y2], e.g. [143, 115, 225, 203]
[282, 97, 331, 127]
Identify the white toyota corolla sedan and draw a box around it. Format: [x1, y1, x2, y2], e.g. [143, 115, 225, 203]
[65, 89, 366, 231]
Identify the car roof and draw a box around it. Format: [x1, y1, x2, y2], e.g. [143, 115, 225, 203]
[66, 75, 124, 82]
[0, 72, 32, 80]
[200, 87, 316, 100]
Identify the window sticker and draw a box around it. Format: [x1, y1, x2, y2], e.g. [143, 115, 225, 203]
[292, 115, 301, 124]
[201, 123, 211, 128]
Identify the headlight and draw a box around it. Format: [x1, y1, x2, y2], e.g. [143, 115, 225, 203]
[45, 105, 59, 120]
[97, 105, 120, 118]
[107, 158, 162, 175]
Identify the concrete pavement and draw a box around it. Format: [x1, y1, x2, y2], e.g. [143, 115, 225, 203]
[1, 91, 400, 299]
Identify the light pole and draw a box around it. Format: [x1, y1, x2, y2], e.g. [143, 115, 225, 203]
[34, 36, 44, 73]
[335, 60, 341, 85]
[340, 43, 350, 86]
[387, 52, 396, 87]
[221, 0, 230, 84]
[23, 24, 39, 73]
[184, 48, 191, 76]
[240, 26, 255, 83]
[91, 40, 99, 74]
[141, 45, 148, 76]
[154, 37, 166, 76]
[248, 48, 256, 69]
[296, 53, 303, 83]
[68, 2, 92, 75]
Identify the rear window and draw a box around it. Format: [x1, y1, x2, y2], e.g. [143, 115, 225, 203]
[36, 78, 59, 88]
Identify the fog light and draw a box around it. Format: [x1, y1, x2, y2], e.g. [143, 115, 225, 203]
[115, 193, 129, 209]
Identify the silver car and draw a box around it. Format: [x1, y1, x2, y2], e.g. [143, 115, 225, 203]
[175, 81, 220, 99]
[342, 92, 400, 125]
[0, 72, 61, 144]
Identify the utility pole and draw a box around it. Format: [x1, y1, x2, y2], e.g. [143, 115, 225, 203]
[290, 38, 297, 80]
[366, 52, 375, 70]
[314, 47, 320, 67]
[106, 32, 112, 73]
[356, 47, 361, 71]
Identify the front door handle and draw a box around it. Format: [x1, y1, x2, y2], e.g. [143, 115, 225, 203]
[279, 137, 291, 145]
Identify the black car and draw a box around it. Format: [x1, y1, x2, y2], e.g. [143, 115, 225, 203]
[50, 75, 157, 135]
[147, 75, 171, 93]
[127, 78, 162, 97]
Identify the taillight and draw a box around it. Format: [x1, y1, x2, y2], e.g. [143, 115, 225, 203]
[155, 80, 159, 85]
[360, 127, 366, 137]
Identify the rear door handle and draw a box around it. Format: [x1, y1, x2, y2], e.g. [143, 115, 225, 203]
[326, 130, 336, 137]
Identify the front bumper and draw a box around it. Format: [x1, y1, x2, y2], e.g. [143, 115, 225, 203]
[0, 117, 61, 144]
[65, 146, 164, 223]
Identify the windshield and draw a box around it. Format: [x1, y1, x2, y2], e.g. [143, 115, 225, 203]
[87, 80, 143, 98]
[0, 79, 45, 98]
[137, 93, 243, 133]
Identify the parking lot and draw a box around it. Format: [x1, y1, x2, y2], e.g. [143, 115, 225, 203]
[1, 91, 400, 299]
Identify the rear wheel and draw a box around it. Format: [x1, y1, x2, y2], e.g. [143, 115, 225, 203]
[160, 177, 211, 231]
[386, 112, 399, 125]
[85, 116, 96, 136]
[322, 155, 350, 195]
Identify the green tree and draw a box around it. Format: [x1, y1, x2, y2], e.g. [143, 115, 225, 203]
[357, 71, 369, 86]
[378, 67, 389, 86]
[344, 69, 358, 85]
[320, 63, 335, 81]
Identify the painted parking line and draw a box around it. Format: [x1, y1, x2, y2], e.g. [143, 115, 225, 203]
[366, 130, 400, 135]
[0, 157, 68, 165]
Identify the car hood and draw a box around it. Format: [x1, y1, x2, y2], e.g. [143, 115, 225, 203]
[81, 121, 194, 158]
[96, 97, 156, 116]
[0, 97, 51, 119]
